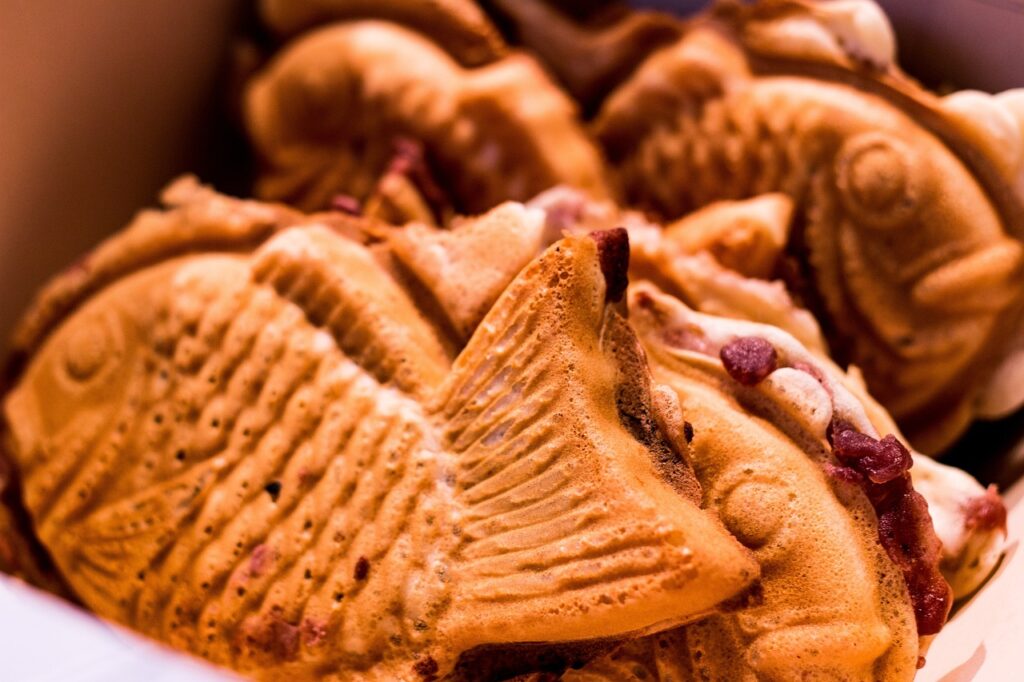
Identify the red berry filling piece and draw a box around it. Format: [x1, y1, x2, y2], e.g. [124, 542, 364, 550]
[963, 484, 1008, 534]
[329, 194, 362, 215]
[832, 428, 912, 484]
[720, 336, 777, 386]
[828, 420, 951, 636]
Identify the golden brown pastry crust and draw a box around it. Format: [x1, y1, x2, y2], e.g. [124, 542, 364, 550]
[2, 185, 757, 680]
[5, 177, 309, 377]
[389, 192, 1005, 680]
[621, 285, 928, 680]
[0, 453, 71, 596]
[522, 188, 1005, 605]
[383, 202, 549, 341]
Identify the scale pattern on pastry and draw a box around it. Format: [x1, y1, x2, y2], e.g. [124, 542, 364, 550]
[589, 1, 1024, 453]
[2, 187, 756, 680]
[372, 186, 1007, 608]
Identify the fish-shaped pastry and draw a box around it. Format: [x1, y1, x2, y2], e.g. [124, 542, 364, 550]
[572, 284, 953, 680]
[372, 191, 1006, 679]
[370, 185, 1008, 607]
[243, 10, 612, 216]
[1, 180, 757, 680]
[586, 0, 1024, 454]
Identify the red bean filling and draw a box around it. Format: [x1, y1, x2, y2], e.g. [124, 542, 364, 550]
[827, 420, 951, 636]
[385, 137, 449, 221]
[963, 484, 1008, 534]
[329, 194, 362, 216]
[720, 336, 777, 385]
[833, 429, 912, 484]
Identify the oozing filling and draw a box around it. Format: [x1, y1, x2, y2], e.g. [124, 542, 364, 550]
[330, 137, 452, 221]
[717, 335, 952, 636]
[827, 420, 951, 636]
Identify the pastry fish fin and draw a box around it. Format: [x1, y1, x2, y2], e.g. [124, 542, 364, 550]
[662, 193, 793, 279]
[57, 465, 219, 613]
[8, 177, 299, 375]
[435, 232, 757, 651]
[251, 225, 451, 397]
[385, 202, 547, 341]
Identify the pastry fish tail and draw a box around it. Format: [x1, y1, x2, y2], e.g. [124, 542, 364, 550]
[431, 230, 757, 673]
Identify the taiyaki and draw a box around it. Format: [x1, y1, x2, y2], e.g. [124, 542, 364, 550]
[370, 186, 1007, 606]
[366, 191, 1010, 679]
[1, 180, 758, 680]
[585, 0, 1024, 454]
[576, 284, 950, 680]
[244, 16, 612, 215]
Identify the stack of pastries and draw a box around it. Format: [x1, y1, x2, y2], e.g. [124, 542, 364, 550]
[0, 1, 1017, 679]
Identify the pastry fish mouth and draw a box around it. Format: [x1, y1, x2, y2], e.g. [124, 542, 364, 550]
[905, 240, 1023, 313]
[742, 616, 892, 675]
[826, 211, 1019, 365]
[816, 121, 1023, 333]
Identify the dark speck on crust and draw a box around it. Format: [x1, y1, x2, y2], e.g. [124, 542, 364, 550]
[264, 481, 282, 502]
[354, 556, 370, 581]
[414, 655, 439, 680]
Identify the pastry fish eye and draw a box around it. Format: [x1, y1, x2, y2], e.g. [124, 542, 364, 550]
[718, 476, 793, 549]
[58, 309, 125, 388]
[835, 131, 926, 231]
